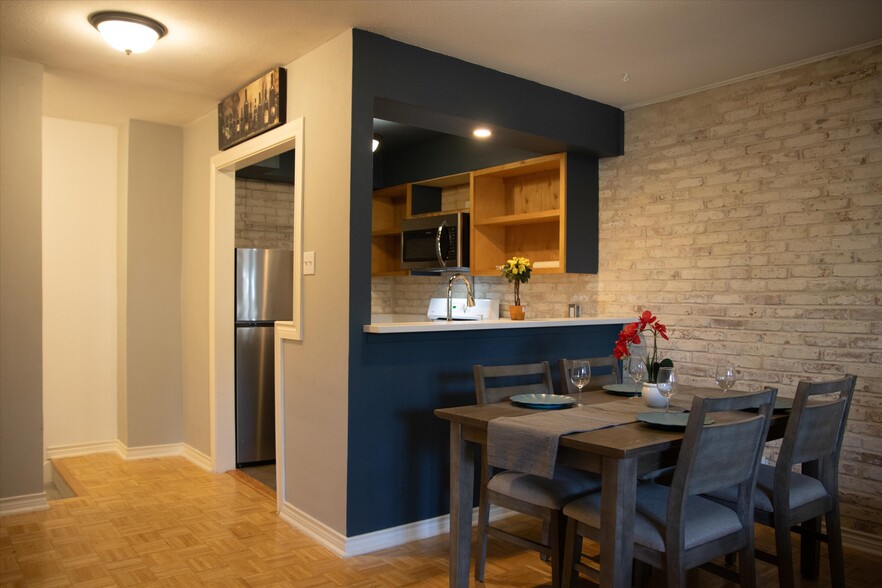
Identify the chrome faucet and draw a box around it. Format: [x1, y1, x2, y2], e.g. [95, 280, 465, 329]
[446, 273, 475, 321]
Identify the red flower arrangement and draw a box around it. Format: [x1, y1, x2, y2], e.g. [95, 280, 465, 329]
[613, 310, 673, 383]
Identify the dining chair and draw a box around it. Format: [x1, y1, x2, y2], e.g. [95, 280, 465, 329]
[473, 361, 601, 588]
[561, 388, 778, 588]
[558, 355, 621, 394]
[709, 375, 856, 588]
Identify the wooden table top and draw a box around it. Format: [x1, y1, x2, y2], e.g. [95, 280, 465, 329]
[434, 385, 787, 460]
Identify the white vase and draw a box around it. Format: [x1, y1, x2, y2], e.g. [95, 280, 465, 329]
[642, 383, 667, 408]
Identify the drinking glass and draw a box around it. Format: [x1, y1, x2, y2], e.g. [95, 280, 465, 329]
[656, 366, 676, 412]
[627, 357, 647, 390]
[569, 360, 591, 406]
[714, 361, 736, 393]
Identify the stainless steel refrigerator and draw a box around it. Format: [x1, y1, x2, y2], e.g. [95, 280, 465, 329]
[235, 248, 293, 467]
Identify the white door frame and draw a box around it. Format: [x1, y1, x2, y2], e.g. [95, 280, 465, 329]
[208, 119, 304, 512]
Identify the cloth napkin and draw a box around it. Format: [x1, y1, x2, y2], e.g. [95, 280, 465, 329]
[487, 400, 643, 479]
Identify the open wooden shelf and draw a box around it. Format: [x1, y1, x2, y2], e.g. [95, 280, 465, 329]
[470, 153, 566, 276]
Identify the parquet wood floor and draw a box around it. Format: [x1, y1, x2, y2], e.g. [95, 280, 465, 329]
[1, 453, 878, 587]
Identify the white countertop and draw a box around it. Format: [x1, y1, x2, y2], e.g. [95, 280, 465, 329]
[364, 316, 631, 334]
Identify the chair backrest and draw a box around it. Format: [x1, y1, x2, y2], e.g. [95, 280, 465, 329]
[668, 388, 777, 535]
[776, 375, 856, 495]
[559, 356, 621, 394]
[473, 361, 554, 405]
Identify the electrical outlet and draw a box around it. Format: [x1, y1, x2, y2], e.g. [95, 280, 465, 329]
[303, 251, 315, 275]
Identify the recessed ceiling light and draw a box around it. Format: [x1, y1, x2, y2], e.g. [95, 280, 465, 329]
[473, 128, 492, 138]
[372, 133, 382, 152]
[89, 11, 168, 55]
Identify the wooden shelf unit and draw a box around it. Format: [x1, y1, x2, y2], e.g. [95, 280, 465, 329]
[371, 151, 597, 277]
[371, 184, 408, 276]
[470, 153, 566, 276]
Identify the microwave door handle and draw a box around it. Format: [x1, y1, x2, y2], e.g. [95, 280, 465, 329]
[435, 221, 447, 268]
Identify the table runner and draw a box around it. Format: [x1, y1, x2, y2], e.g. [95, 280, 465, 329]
[487, 399, 646, 479]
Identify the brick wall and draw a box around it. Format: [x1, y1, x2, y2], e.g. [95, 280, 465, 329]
[595, 45, 881, 540]
[373, 45, 882, 541]
[235, 179, 294, 249]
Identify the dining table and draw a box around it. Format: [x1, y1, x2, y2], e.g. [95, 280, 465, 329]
[433, 384, 789, 588]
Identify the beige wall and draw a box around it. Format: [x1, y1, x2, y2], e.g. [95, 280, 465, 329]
[0, 57, 44, 499]
[181, 111, 216, 456]
[281, 31, 353, 534]
[121, 120, 184, 448]
[42, 117, 118, 451]
[116, 122, 130, 443]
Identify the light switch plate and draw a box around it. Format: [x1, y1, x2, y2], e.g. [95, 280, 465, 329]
[303, 251, 315, 275]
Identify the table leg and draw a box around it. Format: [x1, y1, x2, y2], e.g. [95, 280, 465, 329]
[599, 456, 637, 588]
[449, 421, 474, 588]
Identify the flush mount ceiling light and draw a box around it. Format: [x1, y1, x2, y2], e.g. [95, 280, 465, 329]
[372, 133, 382, 152]
[89, 11, 168, 55]
[473, 128, 492, 139]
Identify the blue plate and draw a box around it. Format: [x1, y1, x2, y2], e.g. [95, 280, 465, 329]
[636, 412, 715, 430]
[510, 394, 576, 410]
[602, 384, 643, 397]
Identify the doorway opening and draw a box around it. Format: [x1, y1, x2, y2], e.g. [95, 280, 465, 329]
[210, 118, 303, 513]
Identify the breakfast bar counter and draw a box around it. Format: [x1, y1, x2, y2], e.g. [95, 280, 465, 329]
[364, 316, 632, 334]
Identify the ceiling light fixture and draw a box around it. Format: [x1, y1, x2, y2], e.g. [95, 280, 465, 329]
[473, 128, 492, 139]
[89, 11, 168, 55]
[372, 133, 382, 152]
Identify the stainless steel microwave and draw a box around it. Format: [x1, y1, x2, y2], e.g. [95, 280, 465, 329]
[400, 212, 469, 271]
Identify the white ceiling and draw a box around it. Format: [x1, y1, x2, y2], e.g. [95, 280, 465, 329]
[2, 0, 881, 127]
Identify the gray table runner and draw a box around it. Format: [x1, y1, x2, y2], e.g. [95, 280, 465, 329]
[487, 399, 646, 479]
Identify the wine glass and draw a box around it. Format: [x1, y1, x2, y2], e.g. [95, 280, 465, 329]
[627, 357, 647, 392]
[714, 361, 736, 393]
[656, 366, 676, 412]
[569, 360, 591, 406]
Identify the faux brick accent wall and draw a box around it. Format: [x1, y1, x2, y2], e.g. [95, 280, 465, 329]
[235, 179, 294, 249]
[373, 45, 882, 542]
[596, 45, 881, 541]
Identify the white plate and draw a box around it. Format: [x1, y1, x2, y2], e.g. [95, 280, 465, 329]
[510, 394, 576, 409]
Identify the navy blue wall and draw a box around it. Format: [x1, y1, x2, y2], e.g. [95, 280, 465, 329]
[348, 29, 625, 536]
[348, 324, 623, 535]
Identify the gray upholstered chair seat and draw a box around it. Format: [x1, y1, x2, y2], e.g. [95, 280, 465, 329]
[564, 482, 743, 553]
[708, 464, 829, 512]
[488, 466, 600, 510]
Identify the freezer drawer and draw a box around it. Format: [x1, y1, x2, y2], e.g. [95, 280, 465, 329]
[236, 325, 276, 465]
[236, 248, 293, 322]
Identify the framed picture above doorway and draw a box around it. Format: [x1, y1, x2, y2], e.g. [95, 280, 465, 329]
[218, 67, 287, 151]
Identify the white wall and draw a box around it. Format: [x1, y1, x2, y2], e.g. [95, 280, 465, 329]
[42, 117, 118, 451]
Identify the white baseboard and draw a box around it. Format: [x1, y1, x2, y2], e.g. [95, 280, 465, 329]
[278, 500, 515, 558]
[181, 444, 213, 471]
[0, 492, 49, 516]
[842, 527, 882, 554]
[122, 442, 183, 460]
[278, 501, 347, 556]
[46, 440, 124, 460]
[46, 440, 213, 472]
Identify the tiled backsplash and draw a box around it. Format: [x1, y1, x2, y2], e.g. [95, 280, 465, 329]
[371, 273, 599, 319]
